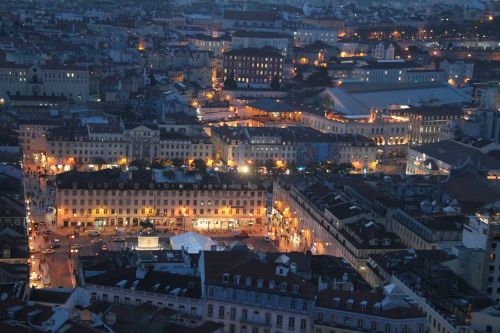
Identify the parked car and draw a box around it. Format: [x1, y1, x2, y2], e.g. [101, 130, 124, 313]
[91, 238, 103, 244]
[42, 249, 56, 254]
[71, 244, 82, 250]
[43, 229, 51, 234]
[112, 237, 125, 242]
[49, 243, 60, 249]
[88, 230, 100, 236]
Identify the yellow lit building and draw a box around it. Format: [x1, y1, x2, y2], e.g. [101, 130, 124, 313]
[55, 169, 267, 230]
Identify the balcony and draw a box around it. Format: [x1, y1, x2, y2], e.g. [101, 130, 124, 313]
[239, 317, 272, 327]
[181, 312, 202, 320]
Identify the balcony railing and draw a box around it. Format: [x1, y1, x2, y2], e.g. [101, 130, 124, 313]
[239, 317, 272, 327]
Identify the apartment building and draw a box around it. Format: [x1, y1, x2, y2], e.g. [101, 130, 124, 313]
[0, 62, 90, 102]
[390, 106, 463, 146]
[46, 122, 213, 171]
[231, 31, 291, 57]
[188, 34, 231, 57]
[84, 252, 206, 327]
[406, 139, 500, 177]
[386, 209, 464, 250]
[83, 248, 427, 333]
[293, 27, 337, 47]
[211, 125, 297, 168]
[54, 169, 266, 230]
[272, 177, 405, 279]
[211, 125, 377, 170]
[352, 60, 441, 84]
[314, 285, 427, 333]
[200, 251, 317, 333]
[17, 116, 83, 165]
[462, 213, 500, 304]
[223, 47, 283, 88]
[367, 249, 493, 333]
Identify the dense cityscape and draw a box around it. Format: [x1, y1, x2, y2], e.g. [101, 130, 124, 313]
[0, 0, 499, 332]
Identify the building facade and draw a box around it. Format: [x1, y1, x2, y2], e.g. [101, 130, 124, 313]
[223, 47, 284, 89]
[211, 125, 377, 171]
[0, 62, 90, 102]
[46, 122, 213, 171]
[54, 169, 266, 230]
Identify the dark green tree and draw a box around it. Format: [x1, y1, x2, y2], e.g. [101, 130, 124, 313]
[306, 67, 332, 87]
[130, 159, 149, 170]
[191, 159, 207, 174]
[270, 75, 281, 90]
[149, 73, 157, 87]
[223, 70, 237, 90]
[264, 159, 275, 173]
[172, 158, 184, 169]
[150, 159, 164, 169]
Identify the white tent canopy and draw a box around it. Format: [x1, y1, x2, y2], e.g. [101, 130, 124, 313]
[169, 232, 217, 253]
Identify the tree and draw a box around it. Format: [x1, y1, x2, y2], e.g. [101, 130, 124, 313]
[306, 161, 320, 173]
[270, 75, 281, 90]
[130, 159, 149, 170]
[287, 161, 297, 172]
[306, 67, 332, 87]
[191, 159, 207, 174]
[293, 67, 304, 81]
[149, 73, 157, 87]
[151, 159, 164, 169]
[223, 70, 237, 90]
[338, 162, 354, 173]
[172, 158, 184, 169]
[264, 159, 275, 173]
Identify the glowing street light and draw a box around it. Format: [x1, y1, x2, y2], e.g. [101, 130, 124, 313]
[239, 165, 250, 174]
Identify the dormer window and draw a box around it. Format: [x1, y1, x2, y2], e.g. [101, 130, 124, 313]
[223, 273, 229, 283]
[257, 279, 264, 288]
[346, 299, 354, 310]
[360, 300, 367, 311]
[292, 284, 299, 294]
[280, 282, 287, 292]
[333, 297, 341, 307]
[245, 276, 252, 286]
[234, 275, 240, 285]
[269, 280, 275, 289]
[373, 302, 381, 313]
